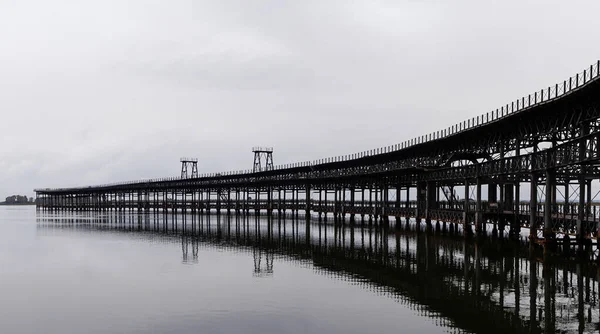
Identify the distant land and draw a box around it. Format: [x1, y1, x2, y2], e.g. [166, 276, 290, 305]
[0, 195, 36, 206]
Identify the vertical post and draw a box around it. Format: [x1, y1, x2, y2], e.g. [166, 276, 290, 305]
[577, 178, 585, 242]
[305, 183, 311, 219]
[334, 187, 339, 221]
[295, 188, 299, 218]
[564, 182, 570, 215]
[463, 180, 471, 236]
[425, 181, 435, 232]
[503, 183, 513, 229]
[267, 187, 272, 216]
[577, 121, 589, 244]
[369, 185, 373, 220]
[357, 187, 363, 221]
[283, 189, 287, 216]
[395, 184, 402, 226]
[475, 177, 482, 235]
[488, 181, 497, 235]
[416, 182, 426, 230]
[342, 186, 346, 220]
[382, 184, 389, 225]
[349, 186, 355, 221]
[318, 188, 322, 219]
[530, 174, 538, 241]
[544, 169, 556, 248]
[374, 185, 379, 221]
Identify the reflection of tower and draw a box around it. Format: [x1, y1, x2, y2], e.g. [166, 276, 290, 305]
[180, 158, 199, 178]
[253, 248, 274, 277]
[181, 235, 199, 264]
[192, 238, 198, 262]
[252, 147, 274, 173]
[182, 235, 189, 263]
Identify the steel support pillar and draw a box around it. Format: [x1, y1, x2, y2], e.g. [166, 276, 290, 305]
[577, 177, 585, 243]
[416, 182, 426, 228]
[349, 186, 355, 221]
[463, 180, 471, 236]
[305, 184, 311, 218]
[544, 169, 556, 248]
[530, 174, 538, 241]
[425, 181, 435, 233]
[475, 178, 482, 235]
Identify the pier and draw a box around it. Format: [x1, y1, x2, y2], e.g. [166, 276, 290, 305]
[36, 61, 600, 251]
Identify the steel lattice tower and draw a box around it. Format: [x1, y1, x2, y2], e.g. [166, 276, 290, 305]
[252, 147, 274, 172]
[180, 158, 198, 178]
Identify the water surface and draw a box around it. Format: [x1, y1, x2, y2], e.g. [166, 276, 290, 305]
[0, 206, 598, 333]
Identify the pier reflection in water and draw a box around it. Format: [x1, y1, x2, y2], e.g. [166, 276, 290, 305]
[34, 210, 600, 334]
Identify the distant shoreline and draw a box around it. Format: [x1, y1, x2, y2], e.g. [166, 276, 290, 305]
[0, 203, 36, 206]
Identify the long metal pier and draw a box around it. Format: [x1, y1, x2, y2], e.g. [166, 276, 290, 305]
[35, 61, 600, 249]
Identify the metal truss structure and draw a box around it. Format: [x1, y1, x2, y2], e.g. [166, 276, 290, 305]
[252, 147, 274, 173]
[36, 61, 600, 248]
[180, 158, 198, 179]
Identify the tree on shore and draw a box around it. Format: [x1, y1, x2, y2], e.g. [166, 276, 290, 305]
[4, 195, 30, 204]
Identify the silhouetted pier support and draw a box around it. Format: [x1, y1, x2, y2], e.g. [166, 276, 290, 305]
[349, 187, 355, 222]
[544, 169, 557, 249]
[530, 174, 538, 241]
[305, 184, 311, 218]
[417, 182, 426, 227]
[425, 181, 435, 232]
[475, 177, 482, 236]
[463, 180, 472, 237]
[577, 177, 586, 245]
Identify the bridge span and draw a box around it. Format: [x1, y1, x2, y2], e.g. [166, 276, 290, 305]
[36, 61, 600, 248]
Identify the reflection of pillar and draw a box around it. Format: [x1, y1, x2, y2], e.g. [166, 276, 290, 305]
[474, 242, 481, 297]
[192, 238, 199, 263]
[463, 240, 469, 294]
[350, 224, 355, 255]
[424, 233, 429, 272]
[416, 233, 425, 276]
[181, 236, 189, 263]
[543, 255, 555, 334]
[514, 254, 520, 317]
[253, 248, 274, 277]
[382, 225, 389, 266]
[405, 234, 410, 273]
[499, 256, 505, 308]
[395, 232, 400, 269]
[577, 264, 584, 334]
[529, 257, 538, 333]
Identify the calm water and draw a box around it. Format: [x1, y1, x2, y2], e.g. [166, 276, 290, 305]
[1, 206, 599, 333]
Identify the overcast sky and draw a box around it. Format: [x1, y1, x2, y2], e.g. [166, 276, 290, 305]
[1, 0, 600, 197]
